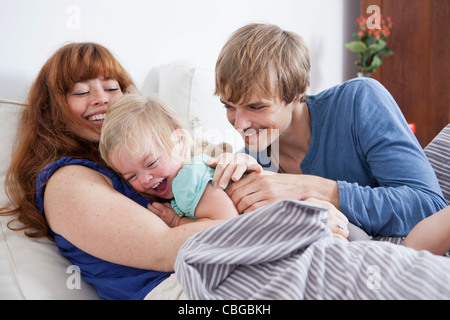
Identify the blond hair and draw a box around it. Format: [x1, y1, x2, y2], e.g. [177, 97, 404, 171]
[100, 94, 194, 170]
[215, 23, 310, 104]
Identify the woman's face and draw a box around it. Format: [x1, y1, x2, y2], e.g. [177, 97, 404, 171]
[66, 77, 123, 142]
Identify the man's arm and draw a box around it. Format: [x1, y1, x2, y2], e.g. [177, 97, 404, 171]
[337, 79, 446, 236]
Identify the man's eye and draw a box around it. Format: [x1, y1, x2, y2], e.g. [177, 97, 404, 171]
[249, 105, 265, 111]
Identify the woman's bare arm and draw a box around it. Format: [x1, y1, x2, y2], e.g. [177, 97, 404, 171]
[44, 165, 221, 272]
[404, 206, 450, 255]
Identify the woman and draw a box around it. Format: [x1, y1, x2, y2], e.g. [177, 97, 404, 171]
[0, 42, 349, 300]
[0, 43, 224, 299]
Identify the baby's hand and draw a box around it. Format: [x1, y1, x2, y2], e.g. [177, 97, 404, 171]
[147, 201, 183, 227]
[206, 153, 263, 189]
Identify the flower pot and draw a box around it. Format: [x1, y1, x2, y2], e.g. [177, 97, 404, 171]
[357, 72, 371, 78]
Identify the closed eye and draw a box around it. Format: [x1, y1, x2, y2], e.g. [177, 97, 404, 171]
[147, 159, 158, 168]
[248, 105, 266, 111]
[125, 174, 136, 182]
[106, 88, 120, 92]
[72, 91, 89, 96]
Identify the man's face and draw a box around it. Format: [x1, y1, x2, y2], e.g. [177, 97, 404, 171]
[220, 92, 295, 153]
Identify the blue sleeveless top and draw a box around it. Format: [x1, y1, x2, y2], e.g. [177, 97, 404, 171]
[36, 157, 171, 300]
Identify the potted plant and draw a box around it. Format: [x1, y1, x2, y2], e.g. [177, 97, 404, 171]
[345, 14, 393, 77]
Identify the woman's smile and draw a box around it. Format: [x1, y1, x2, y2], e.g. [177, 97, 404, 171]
[86, 110, 107, 125]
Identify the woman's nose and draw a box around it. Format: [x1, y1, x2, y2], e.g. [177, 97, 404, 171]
[92, 90, 109, 106]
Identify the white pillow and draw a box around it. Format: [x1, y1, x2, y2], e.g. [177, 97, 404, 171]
[0, 99, 99, 300]
[157, 60, 244, 153]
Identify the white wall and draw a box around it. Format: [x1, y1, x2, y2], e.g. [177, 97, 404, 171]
[0, 0, 360, 102]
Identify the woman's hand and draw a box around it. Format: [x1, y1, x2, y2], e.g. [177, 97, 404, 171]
[206, 153, 262, 189]
[305, 198, 349, 239]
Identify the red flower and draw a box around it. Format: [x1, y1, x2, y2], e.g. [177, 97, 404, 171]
[346, 14, 394, 74]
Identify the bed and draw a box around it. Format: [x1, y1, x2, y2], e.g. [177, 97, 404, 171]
[1, 61, 449, 300]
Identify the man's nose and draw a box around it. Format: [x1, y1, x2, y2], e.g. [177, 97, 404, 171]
[233, 109, 252, 131]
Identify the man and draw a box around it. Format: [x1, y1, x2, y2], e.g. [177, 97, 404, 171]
[213, 23, 446, 236]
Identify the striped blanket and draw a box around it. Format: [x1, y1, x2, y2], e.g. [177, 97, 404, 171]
[175, 200, 450, 299]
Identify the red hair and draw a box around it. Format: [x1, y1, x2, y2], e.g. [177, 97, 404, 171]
[0, 42, 135, 239]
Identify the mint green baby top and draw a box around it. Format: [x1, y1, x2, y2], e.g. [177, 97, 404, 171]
[170, 155, 215, 219]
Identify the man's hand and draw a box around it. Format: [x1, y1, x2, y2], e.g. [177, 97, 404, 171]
[206, 153, 262, 189]
[225, 171, 340, 214]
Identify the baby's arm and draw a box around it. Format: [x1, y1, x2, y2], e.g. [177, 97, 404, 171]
[404, 206, 450, 255]
[147, 201, 193, 227]
[148, 183, 238, 227]
[194, 183, 239, 220]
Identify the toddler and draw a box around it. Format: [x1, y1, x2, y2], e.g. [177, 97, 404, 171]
[99, 94, 244, 225]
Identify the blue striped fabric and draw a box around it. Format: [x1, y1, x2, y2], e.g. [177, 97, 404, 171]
[424, 124, 450, 204]
[175, 200, 450, 299]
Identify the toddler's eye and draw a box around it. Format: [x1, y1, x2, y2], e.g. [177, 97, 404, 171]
[126, 174, 136, 182]
[147, 159, 158, 168]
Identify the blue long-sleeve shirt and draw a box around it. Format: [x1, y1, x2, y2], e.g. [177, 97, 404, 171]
[244, 78, 446, 236]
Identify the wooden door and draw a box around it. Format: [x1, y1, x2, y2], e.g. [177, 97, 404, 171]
[360, 0, 449, 147]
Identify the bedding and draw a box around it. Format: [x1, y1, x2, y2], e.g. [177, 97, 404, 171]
[175, 200, 450, 300]
[424, 124, 450, 204]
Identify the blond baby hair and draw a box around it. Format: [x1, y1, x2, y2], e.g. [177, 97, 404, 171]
[100, 94, 194, 169]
